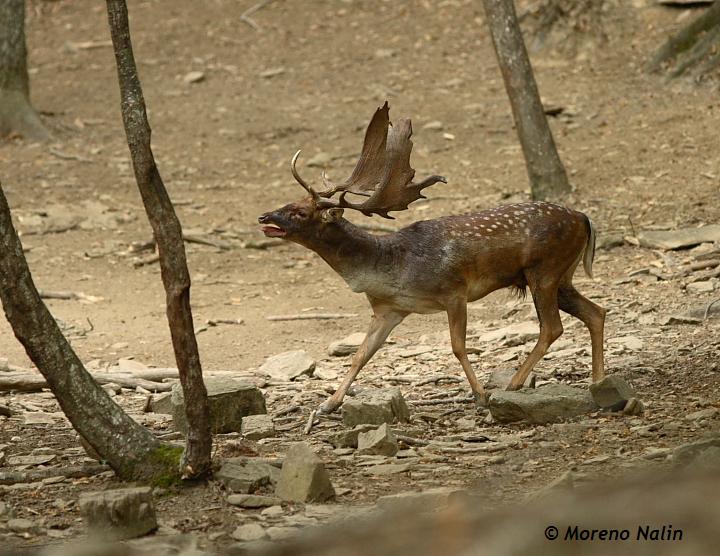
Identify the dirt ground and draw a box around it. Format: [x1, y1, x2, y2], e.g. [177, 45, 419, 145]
[1, 0, 719, 553]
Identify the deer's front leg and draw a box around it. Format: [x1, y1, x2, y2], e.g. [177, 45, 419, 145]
[318, 306, 406, 414]
[446, 297, 488, 407]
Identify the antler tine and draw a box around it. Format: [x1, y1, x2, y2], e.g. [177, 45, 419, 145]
[291, 150, 319, 201]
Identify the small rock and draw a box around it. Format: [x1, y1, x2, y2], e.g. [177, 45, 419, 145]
[171, 377, 266, 434]
[686, 446, 720, 472]
[183, 71, 205, 84]
[331, 424, 376, 448]
[365, 462, 413, 475]
[589, 375, 636, 411]
[8, 518, 38, 534]
[422, 121, 444, 131]
[374, 48, 395, 59]
[687, 280, 715, 293]
[342, 388, 410, 427]
[622, 398, 645, 416]
[227, 494, 282, 509]
[216, 458, 280, 494]
[259, 67, 285, 78]
[528, 470, 576, 501]
[484, 368, 518, 390]
[376, 488, 463, 513]
[489, 383, 598, 424]
[258, 350, 316, 381]
[261, 505, 285, 517]
[275, 443, 335, 503]
[685, 408, 719, 421]
[357, 423, 398, 457]
[673, 436, 720, 469]
[232, 523, 267, 542]
[241, 414, 275, 440]
[0, 501, 14, 521]
[148, 392, 173, 414]
[328, 332, 366, 356]
[266, 526, 298, 541]
[79, 487, 157, 541]
[637, 225, 720, 250]
[609, 336, 644, 351]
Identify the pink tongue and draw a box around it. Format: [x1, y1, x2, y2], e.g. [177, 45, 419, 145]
[262, 226, 285, 237]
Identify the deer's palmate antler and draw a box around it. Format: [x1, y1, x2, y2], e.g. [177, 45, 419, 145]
[292, 102, 446, 219]
[259, 102, 606, 415]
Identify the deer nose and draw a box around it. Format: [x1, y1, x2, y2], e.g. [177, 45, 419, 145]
[258, 213, 271, 224]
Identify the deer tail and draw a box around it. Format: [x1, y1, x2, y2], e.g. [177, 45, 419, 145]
[583, 216, 596, 279]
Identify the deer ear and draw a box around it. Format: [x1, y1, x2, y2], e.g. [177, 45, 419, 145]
[322, 208, 344, 223]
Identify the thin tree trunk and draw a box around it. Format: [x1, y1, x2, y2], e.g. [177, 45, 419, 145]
[0, 183, 178, 482]
[482, 0, 570, 200]
[105, 0, 211, 479]
[0, 0, 48, 141]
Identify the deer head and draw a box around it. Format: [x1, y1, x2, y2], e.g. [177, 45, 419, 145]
[258, 102, 446, 241]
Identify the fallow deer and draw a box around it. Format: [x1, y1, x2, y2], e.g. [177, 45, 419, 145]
[259, 102, 606, 414]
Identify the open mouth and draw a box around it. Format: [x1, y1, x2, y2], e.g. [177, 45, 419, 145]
[261, 224, 287, 238]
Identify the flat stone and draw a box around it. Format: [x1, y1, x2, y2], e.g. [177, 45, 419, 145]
[79, 487, 157, 541]
[489, 383, 598, 424]
[232, 523, 267, 542]
[342, 388, 410, 427]
[687, 280, 715, 293]
[637, 225, 720, 250]
[241, 414, 275, 440]
[258, 350, 315, 381]
[478, 321, 538, 345]
[685, 407, 719, 421]
[266, 526, 298, 541]
[331, 424, 377, 449]
[7, 518, 38, 534]
[484, 368, 518, 390]
[183, 70, 205, 84]
[275, 443, 335, 503]
[171, 377, 266, 434]
[357, 424, 398, 457]
[148, 392, 173, 414]
[6, 453, 56, 466]
[261, 505, 285, 517]
[589, 375, 637, 411]
[365, 462, 414, 475]
[328, 332, 366, 356]
[376, 487, 463, 513]
[227, 494, 282, 508]
[216, 458, 281, 494]
[673, 435, 720, 468]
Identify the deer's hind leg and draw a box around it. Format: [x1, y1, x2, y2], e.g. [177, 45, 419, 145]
[318, 303, 406, 414]
[507, 271, 564, 391]
[558, 284, 606, 382]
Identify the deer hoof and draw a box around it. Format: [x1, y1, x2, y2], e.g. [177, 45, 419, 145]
[318, 399, 342, 415]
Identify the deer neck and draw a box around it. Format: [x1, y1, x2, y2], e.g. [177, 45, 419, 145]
[299, 219, 391, 293]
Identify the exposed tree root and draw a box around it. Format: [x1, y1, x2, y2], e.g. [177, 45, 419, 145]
[518, 0, 615, 57]
[648, 2, 720, 81]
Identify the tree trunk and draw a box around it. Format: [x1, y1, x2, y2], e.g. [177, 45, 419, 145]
[482, 0, 571, 201]
[0, 183, 179, 482]
[0, 0, 48, 141]
[648, 2, 720, 80]
[105, 0, 212, 479]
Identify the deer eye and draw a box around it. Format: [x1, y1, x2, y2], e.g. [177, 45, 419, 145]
[295, 210, 308, 219]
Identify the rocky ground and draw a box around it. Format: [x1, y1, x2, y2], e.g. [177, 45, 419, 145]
[1, 0, 720, 554]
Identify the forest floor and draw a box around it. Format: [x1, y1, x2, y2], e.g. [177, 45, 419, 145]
[1, 0, 719, 554]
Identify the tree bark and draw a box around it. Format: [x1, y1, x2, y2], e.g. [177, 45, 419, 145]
[482, 0, 571, 201]
[105, 0, 211, 479]
[0, 0, 48, 141]
[0, 183, 178, 482]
